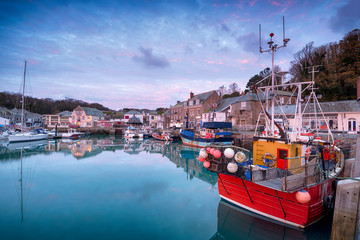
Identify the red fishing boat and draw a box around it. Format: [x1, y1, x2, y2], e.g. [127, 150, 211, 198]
[201, 18, 344, 228]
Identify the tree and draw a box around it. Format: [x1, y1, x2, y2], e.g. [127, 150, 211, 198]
[216, 85, 227, 97]
[222, 92, 241, 99]
[228, 82, 239, 94]
[289, 29, 359, 101]
[245, 67, 271, 90]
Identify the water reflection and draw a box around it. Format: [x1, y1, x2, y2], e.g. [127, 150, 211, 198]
[0, 136, 218, 186]
[211, 199, 332, 240]
[0, 136, 334, 239]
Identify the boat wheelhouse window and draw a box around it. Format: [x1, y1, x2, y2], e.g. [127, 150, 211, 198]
[311, 120, 315, 129]
[278, 149, 288, 160]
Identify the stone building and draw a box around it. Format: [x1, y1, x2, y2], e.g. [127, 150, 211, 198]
[202, 96, 241, 123]
[183, 91, 220, 129]
[229, 91, 297, 130]
[170, 101, 185, 128]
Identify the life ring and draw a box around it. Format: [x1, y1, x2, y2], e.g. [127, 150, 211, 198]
[262, 152, 276, 168]
[305, 147, 312, 161]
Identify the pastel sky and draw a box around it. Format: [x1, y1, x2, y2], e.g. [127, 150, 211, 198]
[0, 0, 358, 110]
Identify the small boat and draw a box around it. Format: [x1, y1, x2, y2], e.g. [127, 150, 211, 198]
[201, 19, 345, 229]
[45, 129, 62, 139]
[180, 122, 233, 148]
[62, 128, 84, 138]
[152, 133, 173, 141]
[124, 127, 144, 139]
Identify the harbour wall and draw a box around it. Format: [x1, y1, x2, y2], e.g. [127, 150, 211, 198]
[331, 135, 360, 240]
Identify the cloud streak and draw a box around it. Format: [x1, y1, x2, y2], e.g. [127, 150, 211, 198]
[133, 47, 170, 68]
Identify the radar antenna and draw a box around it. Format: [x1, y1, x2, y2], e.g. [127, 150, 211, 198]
[258, 16, 290, 136]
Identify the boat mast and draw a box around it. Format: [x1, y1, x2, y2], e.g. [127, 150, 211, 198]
[259, 17, 290, 136]
[21, 60, 27, 133]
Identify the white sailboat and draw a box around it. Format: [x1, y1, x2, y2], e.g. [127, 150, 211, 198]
[8, 61, 48, 143]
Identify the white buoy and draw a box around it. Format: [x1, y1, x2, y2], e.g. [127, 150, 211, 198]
[224, 148, 235, 158]
[199, 149, 208, 159]
[234, 151, 246, 163]
[227, 162, 238, 173]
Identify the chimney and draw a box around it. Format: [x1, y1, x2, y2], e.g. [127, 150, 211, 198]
[357, 77, 360, 99]
[190, 92, 194, 99]
[177, 100, 180, 104]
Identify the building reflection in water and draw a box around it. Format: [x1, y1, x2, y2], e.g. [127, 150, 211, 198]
[0, 136, 217, 186]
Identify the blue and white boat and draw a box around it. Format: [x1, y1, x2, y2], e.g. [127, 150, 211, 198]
[180, 122, 233, 148]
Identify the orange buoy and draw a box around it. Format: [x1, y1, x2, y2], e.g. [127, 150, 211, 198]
[295, 189, 311, 204]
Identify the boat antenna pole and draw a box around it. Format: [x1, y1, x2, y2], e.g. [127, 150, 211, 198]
[21, 60, 27, 133]
[259, 16, 290, 136]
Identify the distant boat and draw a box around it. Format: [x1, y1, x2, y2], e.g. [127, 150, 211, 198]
[62, 128, 84, 139]
[8, 61, 48, 143]
[124, 127, 144, 139]
[152, 133, 173, 141]
[180, 122, 233, 148]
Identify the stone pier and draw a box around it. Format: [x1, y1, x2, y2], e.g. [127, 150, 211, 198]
[331, 135, 360, 240]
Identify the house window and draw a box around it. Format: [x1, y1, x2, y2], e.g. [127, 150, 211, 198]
[82, 116, 85, 120]
[184, 102, 187, 107]
[196, 99, 200, 105]
[241, 102, 246, 108]
[348, 118, 356, 131]
[280, 97, 284, 104]
[189, 101, 193, 106]
[197, 109, 200, 115]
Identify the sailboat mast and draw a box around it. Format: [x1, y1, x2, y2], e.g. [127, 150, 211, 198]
[20, 148, 24, 222]
[21, 61, 27, 133]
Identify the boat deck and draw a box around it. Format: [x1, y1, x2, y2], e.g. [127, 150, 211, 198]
[256, 178, 283, 191]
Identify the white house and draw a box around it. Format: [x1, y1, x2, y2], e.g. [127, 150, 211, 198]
[124, 110, 144, 124]
[274, 99, 360, 133]
[0, 117, 10, 127]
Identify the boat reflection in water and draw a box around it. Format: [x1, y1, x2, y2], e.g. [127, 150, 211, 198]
[210, 199, 332, 240]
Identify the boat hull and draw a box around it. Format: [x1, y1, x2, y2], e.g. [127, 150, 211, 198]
[217, 173, 334, 228]
[181, 135, 232, 148]
[8, 133, 48, 143]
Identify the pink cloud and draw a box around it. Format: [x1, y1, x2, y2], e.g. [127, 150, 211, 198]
[249, 0, 257, 7]
[271, 1, 281, 6]
[206, 60, 224, 65]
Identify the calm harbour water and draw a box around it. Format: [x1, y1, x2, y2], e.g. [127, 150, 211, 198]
[0, 136, 332, 240]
